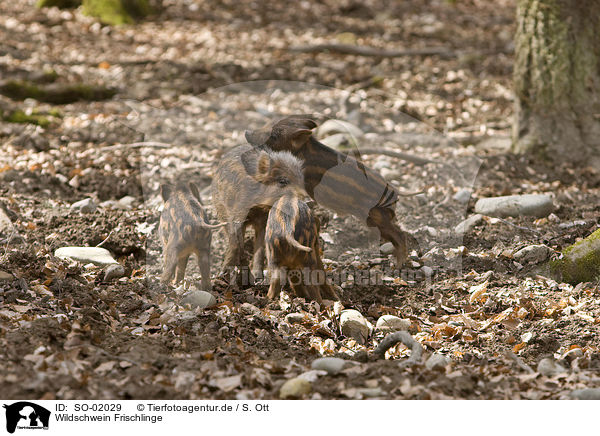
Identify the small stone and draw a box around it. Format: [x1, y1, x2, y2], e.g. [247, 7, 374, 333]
[103, 263, 125, 281]
[381, 168, 402, 181]
[0, 208, 15, 234]
[455, 214, 483, 236]
[421, 266, 434, 278]
[285, 313, 305, 324]
[311, 357, 349, 375]
[55, 247, 118, 266]
[240, 303, 261, 316]
[116, 195, 136, 210]
[356, 387, 385, 398]
[340, 309, 373, 344]
[474, 194, 554, 218]
[453, 189, 472, 204]
[425, 353, 450, 370]
[70, 198, 97, 213]
[513, 244, 551, 264]
[380, 242, 394, 255]
[375, 315, 411, 332]
[537, 358, 565, 376]
[320, 133, 355, 149]
[570, 388, 600, 400]
[181, 291, 216, 309]
[0, 270, 14, 281]
[317, 119, 363, 139]
[279, 377, 312, 399]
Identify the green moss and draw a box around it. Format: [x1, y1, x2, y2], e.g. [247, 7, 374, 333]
[0, 80, 117, 104]
[550, 228, 600, 284]
[37, 0, 82, 8]
[2, 110, 51, 128]
[82, 0, 152, 25]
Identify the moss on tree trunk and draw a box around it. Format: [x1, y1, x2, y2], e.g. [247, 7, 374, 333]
[512, 0, 600, 166]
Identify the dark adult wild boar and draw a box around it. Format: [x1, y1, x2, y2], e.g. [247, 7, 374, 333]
[265, 191, 338, 303]
[246, 116, 412, 267]
[159, 182, 225, 290]
[211, 144, 307, 278]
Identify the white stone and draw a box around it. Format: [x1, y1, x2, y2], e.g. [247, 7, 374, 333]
[311, 357, 349, 375]
[425, 353, 450, 370]
[537, 358, 565, 377]
[103, 263, 125, 281]
[279, 377, 312, 399]
[375, 315, 411, 332]
[55, 247, 117, 266]
[340, 309, 372, 344]
[455, 214, 483, 236]
[70, 198, 97, 213]
[317, 119, 363, 139]
[380, 242, 394, 255]
[570, 388, 600, 400]
[453, 189, 472, 204]
[474, 194, 554, 218]
[181, 291, 216, 309]
[513, 244, 551, 264]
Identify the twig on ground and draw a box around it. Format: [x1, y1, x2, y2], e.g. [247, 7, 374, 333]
[96, 230, 114, 248]
[99, 142, 171, 152]
[374, 331, 423, 368]
[357, 147, 437, 166]
[289, 44, 455, 59]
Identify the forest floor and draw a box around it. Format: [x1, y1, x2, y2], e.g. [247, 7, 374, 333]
[1, 0, 599, 400]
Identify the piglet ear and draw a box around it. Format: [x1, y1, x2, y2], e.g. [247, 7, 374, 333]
[291, 129, 312, 149]
[188, 182, 201, 203]
[160, 184, 172, 202]
[255, 151, 272, 182]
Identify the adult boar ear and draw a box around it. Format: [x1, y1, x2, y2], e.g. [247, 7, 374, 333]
[291, 129, 313, 149]
[160, 184, 172, 202]
[188, 183, 201, 203]
[245, 128, 270, 146]
[255, 151, 272, 182]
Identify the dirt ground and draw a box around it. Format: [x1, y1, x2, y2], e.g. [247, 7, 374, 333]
[1, 0, 599, 400]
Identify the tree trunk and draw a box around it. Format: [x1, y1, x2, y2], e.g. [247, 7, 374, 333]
[512, 0, 600, 167]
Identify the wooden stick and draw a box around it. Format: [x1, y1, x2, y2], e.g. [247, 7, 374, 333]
[289, 44, 455, 58]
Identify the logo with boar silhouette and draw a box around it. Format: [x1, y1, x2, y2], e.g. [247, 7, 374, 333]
[3, 402, 50, 433]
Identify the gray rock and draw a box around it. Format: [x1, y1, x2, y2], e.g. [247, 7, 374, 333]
[0, 270, 14, 281]
[285, 313, 305, 324]
[357, 387, 385, 398]
[70, 198, 97, 213]
[317, 119, 363, 139]
[240, 303, 261, 316]
[0, 207, 15, 234]
[103, 264, 125, 281]
[375, 315, 411, 332]
[279, 377, 312, 399]
[311, 357, 349, 375]
[513, 244, 551, 264]
[421, 266, 434, 278]
[537, 358, 565, 376]
[474, 194, 554, 218]
[181, 290, 216, 309]
[380, 242, 395, 255]
[55, 247, 118, 266]
[453, 189, 472, 204]
[340, 309, 373, 344]
[570, 388, 600, 400]
[455, 214, 483, 236]
[425, 353, 450, 370]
